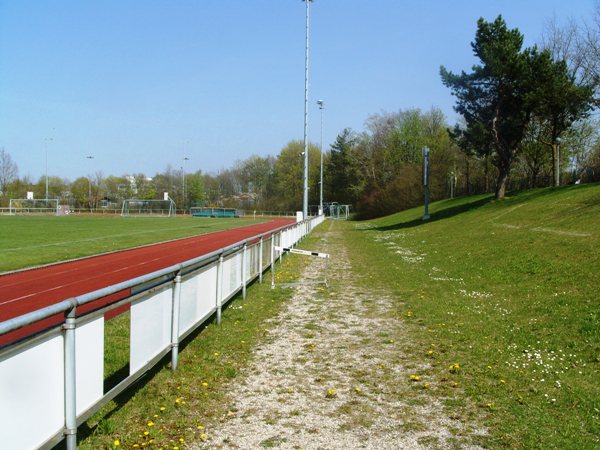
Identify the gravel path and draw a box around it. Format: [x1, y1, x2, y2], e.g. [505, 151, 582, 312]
[192, 222, 486, 449]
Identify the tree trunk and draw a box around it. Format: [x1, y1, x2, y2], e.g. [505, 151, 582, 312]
[495, 169, 509, 199]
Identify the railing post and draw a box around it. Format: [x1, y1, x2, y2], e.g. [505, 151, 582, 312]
[279, 231, 283, 265]
[270, 234, 275, 289]
[216, 253, 224, 324]
[171, 272, 182, 371]
[259, 237, 263, 283]
[63, 305, 77, 450]
[242, 243, 247, 300]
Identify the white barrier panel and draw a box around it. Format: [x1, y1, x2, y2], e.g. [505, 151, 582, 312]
[130, 286, 173, 374]
[0, 215, 326, 450]
[76, 317, 104, 414]
[179, 265, 218, 336]
[0, 332, 64, 449]
[223, 253, 241, 299]
[247, 244, 258, 280]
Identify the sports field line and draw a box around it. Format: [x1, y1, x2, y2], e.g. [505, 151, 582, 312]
[1, 220, 244, 253]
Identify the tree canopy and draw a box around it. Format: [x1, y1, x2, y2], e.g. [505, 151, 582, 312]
[441, 15, 594, 198]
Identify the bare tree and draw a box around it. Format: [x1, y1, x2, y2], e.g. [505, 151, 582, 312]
[0, 148, 18, 199]
[542, 3, 600, 105]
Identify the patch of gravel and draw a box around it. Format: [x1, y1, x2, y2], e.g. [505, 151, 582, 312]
[191, 222, 486, 449]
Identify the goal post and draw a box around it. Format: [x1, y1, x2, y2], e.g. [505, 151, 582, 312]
[121, 198, 176, 217]
[8, 199, 59, 216]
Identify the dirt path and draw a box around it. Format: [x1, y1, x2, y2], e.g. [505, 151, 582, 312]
[193, 221, 486, 449]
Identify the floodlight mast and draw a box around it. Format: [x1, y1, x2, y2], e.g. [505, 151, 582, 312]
[302, 0, 313, 220]
[86, 155, 94, 211]
[317, 99, 324, 213]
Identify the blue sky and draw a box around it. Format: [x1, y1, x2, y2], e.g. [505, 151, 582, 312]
[0, 0, 595, 181]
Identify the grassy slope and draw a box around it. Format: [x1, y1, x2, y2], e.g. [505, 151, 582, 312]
[350, 183, 600, 448]
[0, 216, 262, 272]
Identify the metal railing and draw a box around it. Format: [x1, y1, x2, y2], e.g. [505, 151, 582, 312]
[0, 215, 324, 450]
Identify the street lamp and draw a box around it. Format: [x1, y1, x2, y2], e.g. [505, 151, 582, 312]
[422, 146, 430, 221]
[302, 0, 313, 219]
[86, 155, 94, 211]
[44, 137, 53, 201]
[317, 99, 324, 214]
[182, 156, 189, 212]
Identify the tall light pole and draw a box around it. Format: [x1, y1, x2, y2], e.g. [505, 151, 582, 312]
[182, 156, 189, 212]
[44, 137, 53, 201]
[86, 155, 94, 211]
[302, 0, 313, 219]
[555, 137, 561, 187]
[422, 147, 430, 221]
[317, 99, 324, 214]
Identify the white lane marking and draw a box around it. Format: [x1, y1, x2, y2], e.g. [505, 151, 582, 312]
[0, 256, 164, 306]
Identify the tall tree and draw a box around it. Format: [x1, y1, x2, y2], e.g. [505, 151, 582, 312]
[0, 148, 18, 204]
[441, 16, 593, 198]
[326, 128, 364, 205]
[529, 49, 594, 186]
[441, 16, 533, 199]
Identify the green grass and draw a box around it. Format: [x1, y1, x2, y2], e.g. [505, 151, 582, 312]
[51, 183, 600, 449]
[76, 242, 312, 450]
[345, 183, 600, 449]
[0, 215, 263, 272]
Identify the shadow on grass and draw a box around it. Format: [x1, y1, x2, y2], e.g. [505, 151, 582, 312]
[373, 196, 492, 231]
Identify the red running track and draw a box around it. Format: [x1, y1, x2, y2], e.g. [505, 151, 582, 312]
[0, 218, 294, 346]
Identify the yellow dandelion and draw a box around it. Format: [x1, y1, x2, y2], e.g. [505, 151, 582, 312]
[326, 388, 337, 398]
[197, 425, 204, 430]
[144, 431, 149, 436]
[175, 398, 182, 404]
[406, 311, 413, 317]
[449, 363, 460, 373]
[160, 406, 166, 411]
[179, 437, 185, 443]
[410, 374, 421, 381]
[214, 352, 219, 357]
[113, 440, 120, 447]
[354, 387, 363, 394]
[423, 383, 431, 389]
[201, 433, 208, 441]
[147, 421, 155, 427]
[500, 379, 506, 384]
[202, 382, 209, 387]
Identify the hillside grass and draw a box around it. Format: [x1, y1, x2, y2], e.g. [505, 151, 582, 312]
[348, 183, 600, 448]
[56, 183, 599, 449]
[0, 215, 263, 272]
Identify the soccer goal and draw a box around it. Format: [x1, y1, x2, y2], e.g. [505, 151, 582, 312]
[190, 207, 241, 218]
[8, 198, 59, 216]
[121, 198, 177, 217]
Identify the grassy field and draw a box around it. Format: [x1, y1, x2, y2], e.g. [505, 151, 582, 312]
[352, 183, 600, 448]
[55, 183, 599, 448]
[0, 215, 263, 272]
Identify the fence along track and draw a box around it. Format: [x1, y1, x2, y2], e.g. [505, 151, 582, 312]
[0, 215, 324, 450]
